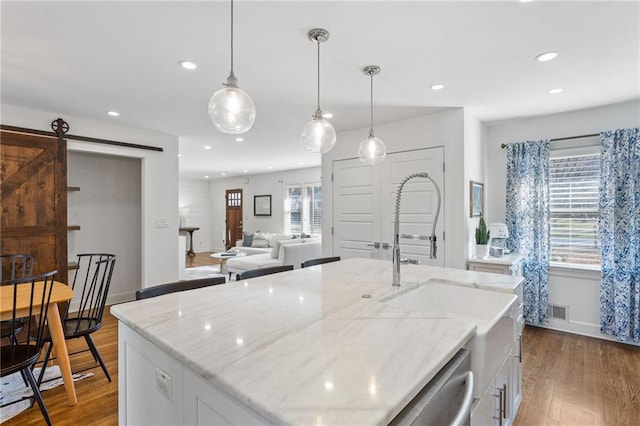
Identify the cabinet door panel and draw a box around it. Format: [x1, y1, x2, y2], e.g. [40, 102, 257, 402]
[118, 323, 184, 425]
[495, 356, 511, 426]
[184, 368, 270, 425]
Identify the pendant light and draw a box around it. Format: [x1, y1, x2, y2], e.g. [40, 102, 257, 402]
[208, 0, 256, 134]
[358, 65, 386, 165]
[301, 28, 336, 154]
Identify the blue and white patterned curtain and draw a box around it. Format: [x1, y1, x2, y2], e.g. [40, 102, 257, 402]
[599, 127, 640, 344]
[506, 141, 551, 325]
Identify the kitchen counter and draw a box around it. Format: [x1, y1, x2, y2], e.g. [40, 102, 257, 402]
[111, 258, 522, 425]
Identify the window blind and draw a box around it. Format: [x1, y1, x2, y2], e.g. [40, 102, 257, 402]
[285, 184, 322, 235]
[549, 153, 601, 266]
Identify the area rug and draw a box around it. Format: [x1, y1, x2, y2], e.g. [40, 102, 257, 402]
[0, 365, 94, 423]
[183, 265, 227, 281]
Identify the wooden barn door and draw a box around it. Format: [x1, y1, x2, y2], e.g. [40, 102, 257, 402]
[1, 129, 68, 283]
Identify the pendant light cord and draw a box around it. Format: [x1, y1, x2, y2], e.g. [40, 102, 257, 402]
[316, 38, 321, 113]
[369, 72, 375, 137]
[229, 0, 235, 77]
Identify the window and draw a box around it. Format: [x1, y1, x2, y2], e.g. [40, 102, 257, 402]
[549, 150, 600, 267]
[284, 183, 322, 235]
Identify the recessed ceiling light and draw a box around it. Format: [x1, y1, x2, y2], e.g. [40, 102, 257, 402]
[204, 145, 211, 150]
[430, 84, 445, 91]
[548, 88, 563, 94]
[204, 175, 209, 179]
[536, 51, 559, 62]
[179, 60, 197, 70]
[178, 154, 182, 158]
[243, 169, 248, 173]
[322, 112, 333, 119]
[299, 162, 305, 166]
[221, 172, 227, 176]
[106, 111, 119, 117]
[235, 137, 244, 142]
[268, 166, 273, 170]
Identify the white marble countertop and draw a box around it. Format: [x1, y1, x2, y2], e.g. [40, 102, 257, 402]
[111, 258, 522, 425]
[467, 253, 525, 266]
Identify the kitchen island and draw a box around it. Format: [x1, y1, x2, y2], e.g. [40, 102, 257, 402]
[111, 258, 523, 425]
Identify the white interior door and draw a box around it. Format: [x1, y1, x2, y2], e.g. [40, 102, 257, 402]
[332, 147, 445, 266]
[332, 159, 381, 259]
[380, 148, 445, 266]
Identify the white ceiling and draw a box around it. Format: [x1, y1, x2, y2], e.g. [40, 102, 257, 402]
[2, 1, 638, 179]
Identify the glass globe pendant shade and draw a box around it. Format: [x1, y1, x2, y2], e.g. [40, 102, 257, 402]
[358, 135, 387, 165]
[301, 115, 336, 153]
[208, 83, 256, 135]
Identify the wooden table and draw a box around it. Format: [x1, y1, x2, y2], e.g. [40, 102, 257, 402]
[0, 281, 77, 406]
[179, 227, 200, 257]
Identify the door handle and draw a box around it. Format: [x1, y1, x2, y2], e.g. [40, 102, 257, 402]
[502, 383, 508, 419]
[366, 242, 380, 248]
[498, 386, 504, 426]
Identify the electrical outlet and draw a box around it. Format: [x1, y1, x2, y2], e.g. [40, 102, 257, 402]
[155, 217, 170, 228]
[155, 367, 172, 401]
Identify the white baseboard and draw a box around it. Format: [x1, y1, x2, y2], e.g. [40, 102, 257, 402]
[538, 318, 618, 342]
[107, 291, 137, 306]
[66, 291, 136, 314]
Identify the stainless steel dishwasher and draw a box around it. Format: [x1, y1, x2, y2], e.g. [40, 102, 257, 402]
[390, 349, 473, 426]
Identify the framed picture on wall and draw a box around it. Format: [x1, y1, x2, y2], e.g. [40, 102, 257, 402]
[254, 195, 272, 216]
[470, 181, 484, 217]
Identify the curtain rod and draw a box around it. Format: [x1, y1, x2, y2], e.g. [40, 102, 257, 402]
[1, 123, 164, 152]
[500, 133, 599, 149]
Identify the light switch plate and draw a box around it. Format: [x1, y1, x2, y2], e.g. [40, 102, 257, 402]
[155, 217, 170, 228]
[155, 367, 172, 401]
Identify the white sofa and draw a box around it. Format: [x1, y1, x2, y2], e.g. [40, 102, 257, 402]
[233, 233, 292, 256]
[227, 238, 321, 278]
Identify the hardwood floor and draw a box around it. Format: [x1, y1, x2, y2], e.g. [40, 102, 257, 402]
[514, 326, 640, 426]
[185, 251, 221, 268]
[6, 273, 639, 425]
[4, 311, 119, 425]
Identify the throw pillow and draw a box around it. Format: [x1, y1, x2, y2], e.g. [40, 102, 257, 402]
[242, 232, 254, 247]
[253, 231, 268, 241]
[251, 239, 268, 248]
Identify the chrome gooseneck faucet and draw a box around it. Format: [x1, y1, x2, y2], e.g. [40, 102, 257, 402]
[392, 172, 442, 286]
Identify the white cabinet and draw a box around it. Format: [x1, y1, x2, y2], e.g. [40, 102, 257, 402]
[468, 254, 524, 425]
[511, 295, 525, 417]
[471, 352, 513, 426]
[118, 322, 184, 425]
[467, 254, 524, 277]
[118, 322, 269, 425]
[183, 369, 269, 425]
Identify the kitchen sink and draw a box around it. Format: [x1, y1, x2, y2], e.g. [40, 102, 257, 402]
[382, 281, 517, 397]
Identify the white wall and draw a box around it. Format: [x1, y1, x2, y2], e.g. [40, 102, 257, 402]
[464, 113, 486, 256]
[209, 167, 321, 252]
[2, 104, 180, 289]
[179, 177, 212, 253]
[485, 99, 640, 340]
[68, 151, 141, 304]
[322, 108, 470, 269]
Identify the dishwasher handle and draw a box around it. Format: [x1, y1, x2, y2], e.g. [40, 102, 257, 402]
[449, 371, 474, 426]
